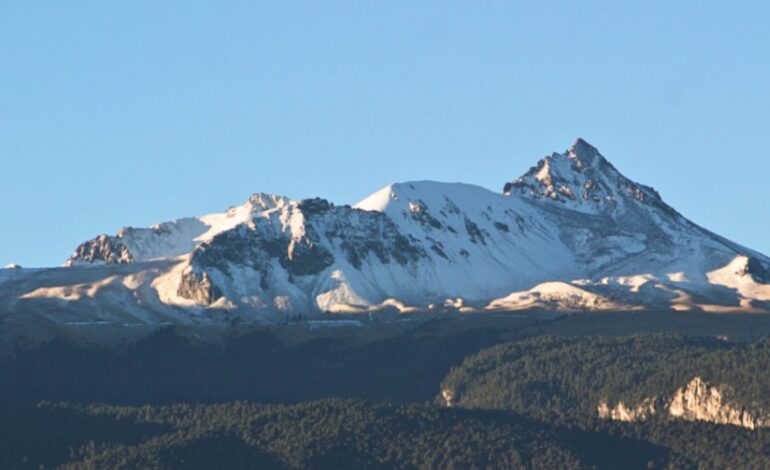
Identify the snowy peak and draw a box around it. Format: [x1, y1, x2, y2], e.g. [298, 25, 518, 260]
[356, 181, 505, 220]
[10, 138, 770, 327]
[242, 192, 291, 213]
[504, 138, 663, 213]
[570, 137, 600, 159]
[64, 192, 293, 266]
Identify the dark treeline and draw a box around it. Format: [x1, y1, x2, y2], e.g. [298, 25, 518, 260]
[0, 400, 689, 470]
[5, 399, 770, 469]
[0, 322, 517, 405]
[5, 326, 770, 468]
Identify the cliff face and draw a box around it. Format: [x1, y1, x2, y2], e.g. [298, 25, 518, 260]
[598, 377, 770, 429]
[668, 377, 769, 429]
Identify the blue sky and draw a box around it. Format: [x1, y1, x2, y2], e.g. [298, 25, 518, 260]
[1, 2, 769, 267]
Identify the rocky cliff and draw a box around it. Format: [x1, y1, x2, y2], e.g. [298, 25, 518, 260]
[598, 377, 770, 429]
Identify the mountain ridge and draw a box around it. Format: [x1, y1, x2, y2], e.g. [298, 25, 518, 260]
[2, 139, 770, 331]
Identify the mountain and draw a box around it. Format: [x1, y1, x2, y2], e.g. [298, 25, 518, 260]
[2, 139, 770, 332]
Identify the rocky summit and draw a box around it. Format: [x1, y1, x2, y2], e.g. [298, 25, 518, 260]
[2, 139, 770, 331]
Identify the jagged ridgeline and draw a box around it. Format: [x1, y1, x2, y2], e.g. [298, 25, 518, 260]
[4, 138, 770, 332]
[177, 197, 425, 305]
[440, 334, 770, 428]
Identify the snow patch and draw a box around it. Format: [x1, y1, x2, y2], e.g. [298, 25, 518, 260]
[667, 272, 688, 282]
[486, 282, 627, 311]
[707, 256, 770, 302]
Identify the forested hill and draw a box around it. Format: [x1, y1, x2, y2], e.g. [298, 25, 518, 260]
[441, 334, 770, 422]
[0, 400, 688, 469]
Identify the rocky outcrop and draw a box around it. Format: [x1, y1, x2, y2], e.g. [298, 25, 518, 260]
[504, 138, 663, 210]
[177, 270, 223, 305]
[597, 398, 657, 422]
[66, 234, 133, 265]
[441, 389, 456, 408]
[598, 377, 770, 429]
[175, 198, 427, 305]
[668, 377, 770, 429]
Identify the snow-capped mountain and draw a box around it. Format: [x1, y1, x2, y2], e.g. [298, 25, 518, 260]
[2, 139, 770, 329]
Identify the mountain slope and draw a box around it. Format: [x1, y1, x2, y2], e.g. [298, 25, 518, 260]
[2, 138, 769, 328]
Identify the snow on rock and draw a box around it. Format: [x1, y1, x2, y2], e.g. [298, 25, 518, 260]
[63, 194, 279, 266]
[0, 264, 25, 287]
[580, 274, 655, 293]
[504, 138, 663, 213]
[315, 269, 373, 313]
[707, 255, 770, 302]
[486, 282, 628, 311]
[4, 138, 770, 327]
[667, 272, 688, 282]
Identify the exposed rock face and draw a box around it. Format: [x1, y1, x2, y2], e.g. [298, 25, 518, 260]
[177, 198, 427, 306]
[598, 399, 657, 422]
[441, 389, 456, 408]
[502, 139, 704, 279]
[598, 377, 770, 429]
[66, 234, 133, 265]
[177, 270, 223, 305]
[321, 204, 426, 269]
[189, 221, 334, 280]
[668, 377, 769, 429]
[504, 139, 664, 211]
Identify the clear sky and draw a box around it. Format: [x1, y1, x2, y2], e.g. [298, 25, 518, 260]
[1, 2, 769, 267]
